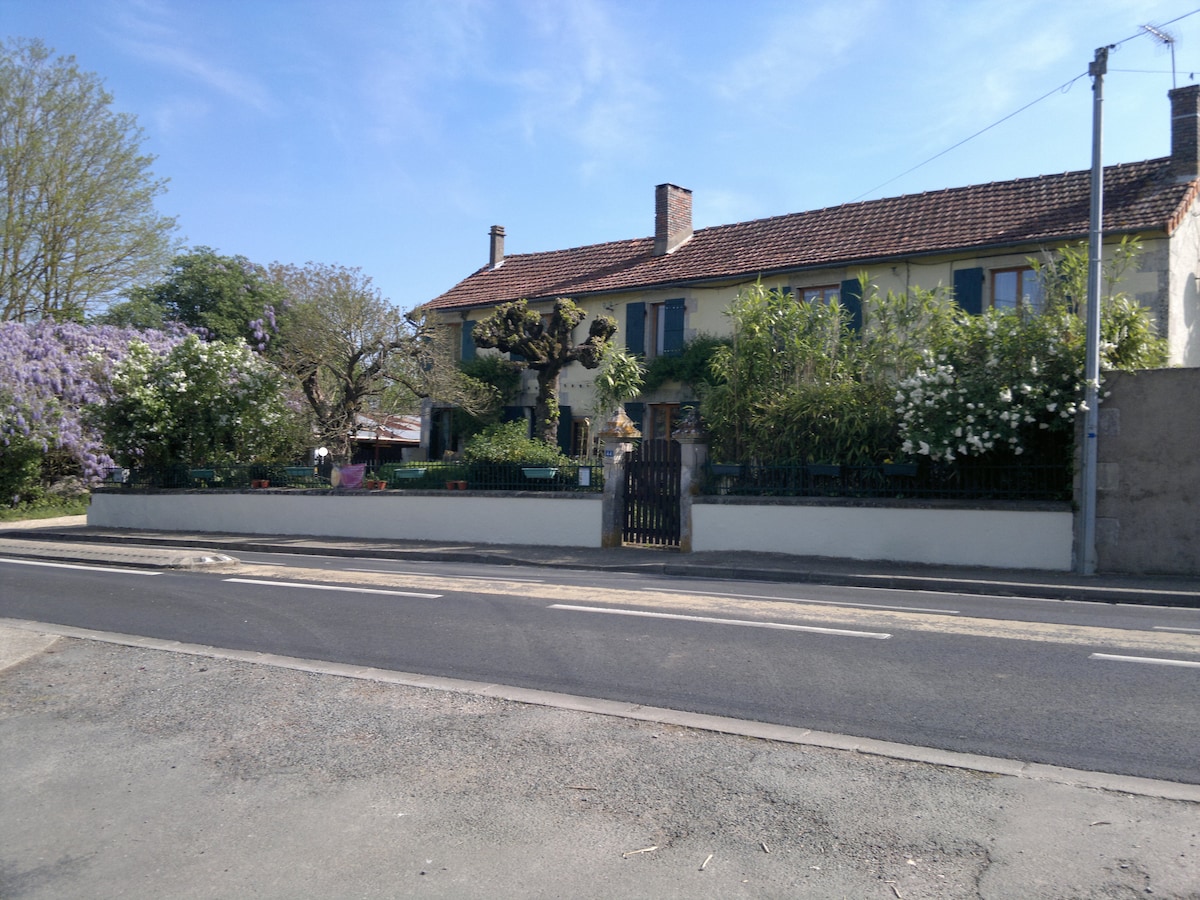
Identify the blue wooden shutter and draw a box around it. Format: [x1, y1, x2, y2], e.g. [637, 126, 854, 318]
[460, 320, 476, 361]
[953, 267, 984, 315]
[624, 402, 644, 435]
[625, 302, 646, 356]
[556, 405, 572, 453]
[839, 279, 863, 331]
[662, 298, 685, 355]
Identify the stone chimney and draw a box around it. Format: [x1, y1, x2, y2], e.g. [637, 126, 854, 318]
[1169, 84, 1200, 181]
[489, 225, 505, 269]
[654, 183, 693, 256]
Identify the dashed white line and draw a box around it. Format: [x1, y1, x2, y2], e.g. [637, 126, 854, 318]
[0, 557, 162, 575]
[1090, 653, 1200, 669]
[225, 578, 441, 599]
[645, 587, 957, 615]
[549, 604, 891, 639]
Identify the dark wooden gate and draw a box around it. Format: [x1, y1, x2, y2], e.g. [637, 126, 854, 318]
[623, 439, 681, 546]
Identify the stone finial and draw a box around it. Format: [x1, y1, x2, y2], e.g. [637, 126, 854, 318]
[596, 407, 641, 440]
[671, 406, 705, 442]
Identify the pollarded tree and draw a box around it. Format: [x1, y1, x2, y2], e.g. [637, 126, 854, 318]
[1, 38, 176, 323]
[472, 298, 616, 446]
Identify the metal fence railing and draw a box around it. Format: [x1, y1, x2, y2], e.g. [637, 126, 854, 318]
[702, 461, 1071, 502]
[95, 461, 604, 493]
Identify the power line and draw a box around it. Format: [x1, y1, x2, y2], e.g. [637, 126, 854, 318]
[849, 73, 1088, 202]
[849, 7, 1200, 203]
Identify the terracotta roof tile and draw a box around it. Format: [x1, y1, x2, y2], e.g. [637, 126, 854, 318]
[426, 158, 1197, 311]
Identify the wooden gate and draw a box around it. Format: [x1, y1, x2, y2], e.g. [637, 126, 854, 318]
[623, 439, 681, 546]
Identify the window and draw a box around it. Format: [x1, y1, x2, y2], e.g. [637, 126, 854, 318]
[651, 298, 686, 357]
[799, 285, 841, 304]
[992, 267, 1044, 311]
[645, 403, 680, 441]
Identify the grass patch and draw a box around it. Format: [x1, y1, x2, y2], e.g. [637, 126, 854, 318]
[0, 496, 89, 522]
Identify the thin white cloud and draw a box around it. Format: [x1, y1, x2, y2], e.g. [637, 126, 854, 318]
[713, 0, 882, 107]
[105, 0, 275, 113]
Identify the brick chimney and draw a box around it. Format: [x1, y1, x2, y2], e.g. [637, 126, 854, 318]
[1169, 84, 1200, 181]
[654, 183, 692, 256]
[489, 225, 505, 269]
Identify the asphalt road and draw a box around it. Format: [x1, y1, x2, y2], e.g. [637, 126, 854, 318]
[3, 551, 1198, 784]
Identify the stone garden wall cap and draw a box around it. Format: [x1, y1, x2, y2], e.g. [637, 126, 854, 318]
[596, 408, 641, 440]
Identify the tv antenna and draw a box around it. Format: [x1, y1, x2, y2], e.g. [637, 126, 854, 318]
[1142, 23, 1177, 88]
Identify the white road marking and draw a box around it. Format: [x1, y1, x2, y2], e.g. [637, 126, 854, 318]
[1090, 653, 1200, 669]
[225, 578, 441, 599]
[0, 557, 161, 575]
[1153, 626, 1200, 634]
[549, 604, 891, 639]
[350, 568, 545, 584]
[646, 587, 957, 615]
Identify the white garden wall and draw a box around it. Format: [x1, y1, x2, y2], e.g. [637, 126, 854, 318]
[692, 500, 1074, 570]
[89, 491, 604, 548]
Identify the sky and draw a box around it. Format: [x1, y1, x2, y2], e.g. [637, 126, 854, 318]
[5, 0, 1200, 314]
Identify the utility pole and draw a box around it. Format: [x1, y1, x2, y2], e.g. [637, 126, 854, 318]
[1077, 46, 1108, 576]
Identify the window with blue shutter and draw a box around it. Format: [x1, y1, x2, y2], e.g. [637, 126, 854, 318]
[953, 267, 984, 315]
[460, 320, 476, 361]
[625, 302, 646, 356]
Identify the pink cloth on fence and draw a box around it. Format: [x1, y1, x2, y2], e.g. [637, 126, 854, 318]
[334, 464, 366, 489]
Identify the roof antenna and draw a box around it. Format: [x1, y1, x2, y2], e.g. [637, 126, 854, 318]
[1142, 23, 1177, 89]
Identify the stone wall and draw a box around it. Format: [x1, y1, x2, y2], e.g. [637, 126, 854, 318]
[1096, 368, 1200, 574]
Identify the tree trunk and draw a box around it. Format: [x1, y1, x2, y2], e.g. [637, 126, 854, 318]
[534, 368, 561, 447]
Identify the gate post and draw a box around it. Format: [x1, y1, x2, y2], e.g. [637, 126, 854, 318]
[673, 410, 707, 554]
[597, 409, 641, 548]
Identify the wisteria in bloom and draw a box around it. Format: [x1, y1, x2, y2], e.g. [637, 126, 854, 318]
[0, 321, 184, 491]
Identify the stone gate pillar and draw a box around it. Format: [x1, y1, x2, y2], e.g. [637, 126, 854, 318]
[597, 409, 641, 549]
[672, 408, 707, 554]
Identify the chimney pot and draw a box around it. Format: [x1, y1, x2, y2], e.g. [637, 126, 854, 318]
[1169, 84, 1200, 181]
[654, 184, 693, 256]
[489, 225, 505, 269]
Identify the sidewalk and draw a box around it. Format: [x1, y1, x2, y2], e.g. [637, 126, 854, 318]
[3, 516, 1199, 606]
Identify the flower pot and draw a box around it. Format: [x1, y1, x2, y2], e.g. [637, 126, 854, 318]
[456, 480, 467, 490]
[251, 479, 270, 489]
[521, 467, 558, 480]
[445, 481, 459, 490]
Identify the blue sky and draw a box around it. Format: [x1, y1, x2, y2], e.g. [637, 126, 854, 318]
[5, 0, 1200, 313]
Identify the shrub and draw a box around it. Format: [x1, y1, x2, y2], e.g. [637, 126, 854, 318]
[460, 420, 569, 465]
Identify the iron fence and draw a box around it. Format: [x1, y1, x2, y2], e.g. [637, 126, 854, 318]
[702, 460, 1071, 502]
[95, 461, 604, 493]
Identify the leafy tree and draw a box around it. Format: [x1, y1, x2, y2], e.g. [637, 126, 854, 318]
[472, 297, 616, 445]
[94, 335, 303, 468]
[1, 38, 175, 322]
[271, 263, 492, 463]
[591, 343, 645, 420]
[109, 247, 287, 346]
[641, 334, 726, 394]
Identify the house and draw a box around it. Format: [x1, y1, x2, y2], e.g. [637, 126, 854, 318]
[349, 413, 421, 466]
[423, 85, 1200, 452]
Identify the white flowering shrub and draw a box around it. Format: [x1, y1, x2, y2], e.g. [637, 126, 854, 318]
[895, 309, 1084, 462]
[95, 335, 305, 468]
